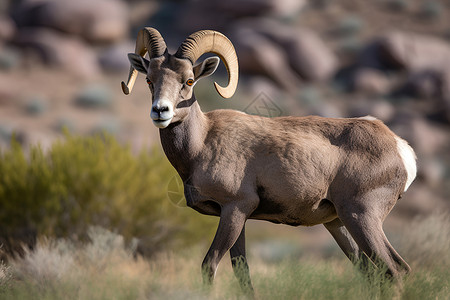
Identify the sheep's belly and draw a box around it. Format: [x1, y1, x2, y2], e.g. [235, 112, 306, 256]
[250, 196, 338, 227]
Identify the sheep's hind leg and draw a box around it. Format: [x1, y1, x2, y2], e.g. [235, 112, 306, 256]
[336, 191, 411, 279]
[324, 218, 372, 271]
[230, 225, 254, 293]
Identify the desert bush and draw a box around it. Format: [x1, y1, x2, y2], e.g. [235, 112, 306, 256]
[1, 228, 150, 300]
[24, 97, 48, 116]
[0, 133, 217, 257]
[336, 16, 364, 37]
[74, 85, 114, 109]
[420, 1, 442, 20]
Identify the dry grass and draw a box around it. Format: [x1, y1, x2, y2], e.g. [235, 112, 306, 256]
[394, 212, 450, 269]
[0, 213, 449, 300]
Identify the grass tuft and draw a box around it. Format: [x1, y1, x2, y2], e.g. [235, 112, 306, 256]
[0, 219, 448, 299]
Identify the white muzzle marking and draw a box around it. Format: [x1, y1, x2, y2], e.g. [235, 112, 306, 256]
[151, 98, 174, 128]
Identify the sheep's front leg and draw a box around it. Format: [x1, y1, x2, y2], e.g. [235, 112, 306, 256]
[230, 225, 254, 293]
[202, 203, 252, 287]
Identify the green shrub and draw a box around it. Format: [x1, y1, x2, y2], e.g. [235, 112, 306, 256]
[337, 16, 364, 36]
[385, 0, 408, 12]
[420, 1, 442, 20]
[74, 85, 114, 109]
[0, 133, 217, 256]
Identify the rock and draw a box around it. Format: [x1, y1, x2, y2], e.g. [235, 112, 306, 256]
[437, 70, 450, 123]
[402, 69, 450, 124]
[391, 115, 449, 156]
[385, 0, 409, 12]
[265, 0, 306, 18]
[245, 19, 337, 81]
[396, 183, 447, 216]
[348, 98, 395, 122]
[418, 157, 446, 187]
[128, 1, 159, 28]
[378, 31, 450, 71]
[358, 40, 386, 69]
[309, 101, 343, 118]
[14, 28, 100, 77]
[404, 70, 441, 99]
[286, 28, 337, 81]
[98, 41, 134, 72]
[204, 0, 305, 18]
[0, 16, 16, 43]
[12, 0, 129, 44]
[338, 37, 364, 57]
[245, 77, 283, 112]
[352, 68, 391, 95]
[230, 27, 302, 92]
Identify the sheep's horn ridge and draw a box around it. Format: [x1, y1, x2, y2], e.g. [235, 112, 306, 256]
[121, 27, 167, 95]
[175, 30, 239, 99]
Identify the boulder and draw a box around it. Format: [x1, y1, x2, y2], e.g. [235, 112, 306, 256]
[202, 0, 305, 18]
[404, 70, 441, 99]
[0, 16, 16, 43]
[14, 28, 100, 77]
[176, 0, 305, 35]
[230, 27, 302, 92]
[418, 158, 446, 187]
[402, 69, 450, 123]
[12, 0, 129, 44]
[98, 40, 134, 72]
[348, 98, 395, 122]
[396, 183, 447, 216]
[438, 70, 450, 123]
[352, 68, 391, 95]
[391, 115, 449, 156]
[378, 31, 450, 71]
[242, 19, 337, 81]
[358, 40, 386, 69]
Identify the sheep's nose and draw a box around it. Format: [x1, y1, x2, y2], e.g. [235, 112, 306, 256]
[151, 99, 174, 121]
[152, 106, 169, 114]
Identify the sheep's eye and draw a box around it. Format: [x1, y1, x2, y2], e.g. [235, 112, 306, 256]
[146, 79, 152, 85]
[186, 79, 194, 86]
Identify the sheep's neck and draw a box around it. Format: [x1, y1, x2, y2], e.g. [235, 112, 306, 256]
[159, 95, 208, 180]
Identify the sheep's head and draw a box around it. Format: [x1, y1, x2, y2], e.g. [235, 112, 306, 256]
[121, 28, 239, 128]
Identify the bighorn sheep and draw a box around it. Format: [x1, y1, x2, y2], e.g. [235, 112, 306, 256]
[122, 28, 417, 292]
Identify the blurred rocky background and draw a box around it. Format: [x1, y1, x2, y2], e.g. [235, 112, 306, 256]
[0, 0, 449, 256]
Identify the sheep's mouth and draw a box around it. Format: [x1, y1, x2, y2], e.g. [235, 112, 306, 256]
[152, 118, 172, 128]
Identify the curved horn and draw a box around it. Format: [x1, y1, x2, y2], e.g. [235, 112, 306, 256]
[121, 27, 167, 95]
[175, 30, 238, 98]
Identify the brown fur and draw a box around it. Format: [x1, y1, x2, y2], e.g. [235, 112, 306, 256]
[128, 51, 415, 293]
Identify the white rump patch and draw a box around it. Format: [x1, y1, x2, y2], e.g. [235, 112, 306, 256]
[358, 115, 377, 121]
[395, 136, 417, 192]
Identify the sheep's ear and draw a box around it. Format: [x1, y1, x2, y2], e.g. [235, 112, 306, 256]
[127, 53, 150, 74]
[193, 56, 220, 82]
